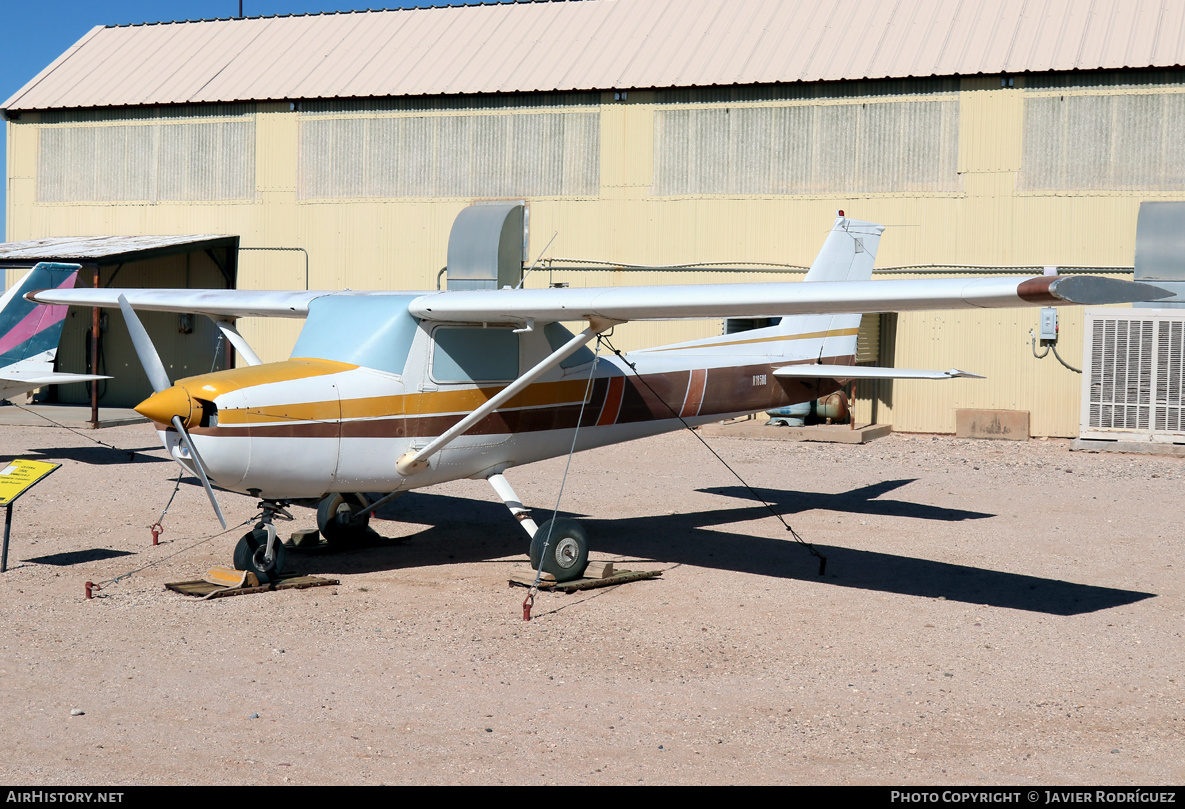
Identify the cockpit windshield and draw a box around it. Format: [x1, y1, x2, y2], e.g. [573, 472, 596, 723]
[291, 294, 419, 376]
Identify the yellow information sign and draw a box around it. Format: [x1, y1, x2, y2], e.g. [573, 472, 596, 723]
[0, 460, 60, 506]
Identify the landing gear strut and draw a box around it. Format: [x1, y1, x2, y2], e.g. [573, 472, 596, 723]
[234, 501, 293, 583]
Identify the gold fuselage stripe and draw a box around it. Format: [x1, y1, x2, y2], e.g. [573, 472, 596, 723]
[179, 358, 357, 391]
[215, 378, 594, 426]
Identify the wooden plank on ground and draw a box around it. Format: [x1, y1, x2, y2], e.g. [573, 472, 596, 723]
[166, 574, 339, 599]
[508, 568, 661, 592]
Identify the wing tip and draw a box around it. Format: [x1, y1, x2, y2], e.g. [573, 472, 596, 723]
[1044, 276, 1173, 306]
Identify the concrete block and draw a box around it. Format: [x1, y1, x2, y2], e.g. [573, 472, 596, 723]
[698, 420, 892, 444]
[955, 409, 1029, 441]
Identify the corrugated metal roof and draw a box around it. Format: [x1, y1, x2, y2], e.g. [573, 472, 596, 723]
[0, 235, 237, 264]
[6, 0, 1185, 112]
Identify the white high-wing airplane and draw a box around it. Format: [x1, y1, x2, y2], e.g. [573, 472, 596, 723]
[28, 216, 1168, 583]
[0, 262, 108, 402]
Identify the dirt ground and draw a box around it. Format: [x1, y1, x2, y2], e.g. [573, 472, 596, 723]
[0, 419, 1182, 786]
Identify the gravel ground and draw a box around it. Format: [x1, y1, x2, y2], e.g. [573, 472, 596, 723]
[0, 421, 1181, 785]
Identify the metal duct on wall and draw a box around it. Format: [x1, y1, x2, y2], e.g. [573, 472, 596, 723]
[1135, 201, 1185, 308]
[446, 202, 527, 291]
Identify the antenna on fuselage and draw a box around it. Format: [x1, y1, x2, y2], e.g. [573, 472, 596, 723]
[516, 232, 559, 290]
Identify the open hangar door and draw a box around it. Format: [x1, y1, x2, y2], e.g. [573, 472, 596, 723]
[0, 235, 238, 409]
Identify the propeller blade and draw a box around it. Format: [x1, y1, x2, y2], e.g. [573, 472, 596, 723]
[117, 294, 171, 394]
[117, 296, 226, 528]
[172, 415, 227, 529]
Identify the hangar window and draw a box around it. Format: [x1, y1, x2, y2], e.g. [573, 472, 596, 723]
[37, 118, 255, 203]
[1019, 92, 1185, 191]
[298, 111, 599, 199]
[653, 99, 960, 195]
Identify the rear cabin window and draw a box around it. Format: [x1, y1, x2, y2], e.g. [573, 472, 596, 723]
[544, 322, 597, 368]
[432, 327, 519, 383]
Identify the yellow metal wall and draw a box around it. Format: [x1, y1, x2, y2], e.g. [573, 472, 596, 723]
[7, 75, 1180, 436]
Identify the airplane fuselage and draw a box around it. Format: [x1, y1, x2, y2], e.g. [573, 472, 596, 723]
[146, 318, 850, 500]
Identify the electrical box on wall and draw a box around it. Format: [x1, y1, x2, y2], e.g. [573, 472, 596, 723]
[1039, 308, 1058, 343]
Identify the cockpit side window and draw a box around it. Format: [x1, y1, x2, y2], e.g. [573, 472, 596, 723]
[291, 294, 419, 376]
[432, 327, 519, 383]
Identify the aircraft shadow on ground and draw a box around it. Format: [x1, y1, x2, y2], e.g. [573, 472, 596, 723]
[292, 487, 1153, 616]
[23, 445, 169, 465]
[24, 548, 136, 566]
[701, 480, 993, 521]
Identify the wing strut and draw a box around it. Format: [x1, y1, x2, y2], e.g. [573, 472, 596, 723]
[395, 316, 621, 476]
[211, 318, 263, 367]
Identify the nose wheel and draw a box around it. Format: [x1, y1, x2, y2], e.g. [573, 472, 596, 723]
[233, 501, 293, 583]
[234, 526, 287, 583]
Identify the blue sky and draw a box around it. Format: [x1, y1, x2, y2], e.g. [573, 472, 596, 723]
[1, 1, 486, 241]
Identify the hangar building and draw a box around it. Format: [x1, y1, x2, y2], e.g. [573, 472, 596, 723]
[4, 0, 1185, 436]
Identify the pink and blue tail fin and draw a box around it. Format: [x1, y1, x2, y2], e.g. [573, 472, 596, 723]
[0, 263, 82, 370]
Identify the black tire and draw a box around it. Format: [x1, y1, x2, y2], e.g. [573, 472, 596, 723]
[316, 493, 371, 545]
[233, 527, 287, 584]
[529, 518, 590, 582]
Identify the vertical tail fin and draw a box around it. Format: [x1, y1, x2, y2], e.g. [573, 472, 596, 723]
[635, 215, 886, 364]
[0, 263, 82, 370]
[779, 215, 884, 362]
[803, 215, 885, 283]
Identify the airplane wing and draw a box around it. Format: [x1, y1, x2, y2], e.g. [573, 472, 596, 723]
[407, 275, 1169, 323]
[28, 275, 1168, 323]
[0, 371, 110, 385]
[26, 288, 328, 318]
[773, 365, 984, 380]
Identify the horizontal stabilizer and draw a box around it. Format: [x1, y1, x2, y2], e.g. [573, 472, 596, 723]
[774, 365, 984, 380]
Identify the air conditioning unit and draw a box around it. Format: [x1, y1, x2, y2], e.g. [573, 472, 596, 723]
[1080, 307, 1185, 443]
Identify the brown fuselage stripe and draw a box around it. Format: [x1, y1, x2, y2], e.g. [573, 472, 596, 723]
[681, 368, 707, 417]
[186, 358, 854, 440]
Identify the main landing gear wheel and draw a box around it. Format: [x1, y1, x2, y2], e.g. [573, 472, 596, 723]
[316, 493, 371, 545]
[529, 518, 590, 583]
[234, 527, 287, 584]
